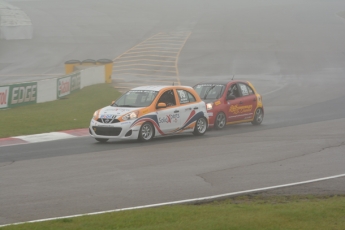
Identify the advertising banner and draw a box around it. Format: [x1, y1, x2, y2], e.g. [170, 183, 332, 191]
[57, 72, 81, 98]
[0, 86, 10, 109]
[9, 82, 37, 108]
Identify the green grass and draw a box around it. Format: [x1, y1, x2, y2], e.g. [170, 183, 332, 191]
[2, 195, 345, 230]
[0, 84, 121, 138]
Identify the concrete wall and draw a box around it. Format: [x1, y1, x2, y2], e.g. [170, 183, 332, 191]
[0, 65, 105, 109]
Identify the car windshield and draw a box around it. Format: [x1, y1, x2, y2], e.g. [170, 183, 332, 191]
[113, 90, 159, 107]
[193, 84, 225, 100]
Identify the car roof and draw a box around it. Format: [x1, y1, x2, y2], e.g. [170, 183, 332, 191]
[194, 80, 247, 85]
[131, 85, 193, 91]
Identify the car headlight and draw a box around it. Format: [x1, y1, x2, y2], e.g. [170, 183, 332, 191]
[93, 110, 99, 120]
[122, 111, 139, 121]
[206, 103, 213, 110]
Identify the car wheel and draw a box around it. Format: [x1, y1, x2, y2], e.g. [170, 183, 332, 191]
[95, 138, 109, 143]
[193, 117, 207, 136]
[138, 122, 154, 141]
[215, 112, 226, 130]
[251, 108, 263, 125]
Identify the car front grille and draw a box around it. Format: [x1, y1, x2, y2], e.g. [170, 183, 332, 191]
[92, 127, 122, 136]
[97, 118, 120, 124]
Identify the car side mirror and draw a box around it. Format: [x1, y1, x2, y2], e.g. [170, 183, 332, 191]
[227, 95, 236, 100]
[111, 100, 115, 105]
[157, 102, 167, 109]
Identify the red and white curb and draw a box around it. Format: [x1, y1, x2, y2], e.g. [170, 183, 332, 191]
[0, 128, 89, 147]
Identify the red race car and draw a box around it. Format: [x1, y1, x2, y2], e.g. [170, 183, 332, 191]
[193, 80, 264, 129]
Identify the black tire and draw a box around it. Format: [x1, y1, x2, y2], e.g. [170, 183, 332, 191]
[138, 122, 155, 141]
[215, 112, 226, 130]
[251, 108, 263, 125]
[95, 138, 109, 143]
[193, 117, 207, 136]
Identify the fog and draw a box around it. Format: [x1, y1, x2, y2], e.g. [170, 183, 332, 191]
[1, 0, 345, 87]
[1, 1, 345, 225]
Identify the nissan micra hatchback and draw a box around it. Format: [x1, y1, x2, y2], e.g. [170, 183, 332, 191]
[90, 85, 209, 142]
[193, 80, 264, 129]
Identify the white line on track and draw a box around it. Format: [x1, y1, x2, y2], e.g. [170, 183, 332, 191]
[1, 173, 345, 228]
[261, 84, 287, 96]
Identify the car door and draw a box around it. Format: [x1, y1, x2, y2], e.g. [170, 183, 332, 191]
[175, 89, 200, 133]
[237, 83, 257, 120]
[227, 82, 258, 122]
[155, 89, 180, 134]
[226, 83, 244, 122]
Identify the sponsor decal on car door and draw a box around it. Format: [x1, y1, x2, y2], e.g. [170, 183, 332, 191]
[156, 107, 180, 134]
[227, 83, 256, 122]
[228, 98, 249, 122]
[238, 83, 257, 120]
[176, 89, 200, 132]
[226, 83, 244, 122]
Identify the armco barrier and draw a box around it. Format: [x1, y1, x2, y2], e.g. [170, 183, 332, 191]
[0, 65, 105, 109]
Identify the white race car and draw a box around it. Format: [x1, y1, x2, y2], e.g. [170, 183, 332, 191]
[89, 85, 209, 142]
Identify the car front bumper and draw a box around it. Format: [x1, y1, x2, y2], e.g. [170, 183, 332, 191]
[89, 119, 141, 140]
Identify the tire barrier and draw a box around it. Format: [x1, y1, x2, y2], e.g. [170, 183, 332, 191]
[65, 59, 113, 83]
[64, 60, 81, 74]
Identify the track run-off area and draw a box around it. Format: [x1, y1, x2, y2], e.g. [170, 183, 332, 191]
[1, 0, 345, 226]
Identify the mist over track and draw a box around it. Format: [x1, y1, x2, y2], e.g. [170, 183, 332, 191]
[1, 0, 345, 225]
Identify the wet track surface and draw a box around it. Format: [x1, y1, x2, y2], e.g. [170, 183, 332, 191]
[1, 0, 345, 225]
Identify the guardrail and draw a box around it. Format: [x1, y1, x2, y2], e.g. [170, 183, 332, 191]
[0, 65, 105, 110]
